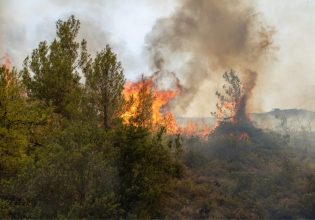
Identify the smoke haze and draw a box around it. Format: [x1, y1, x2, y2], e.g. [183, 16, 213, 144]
[0, 0, 176, 79]
[146, 0, 274, 116]
[1, 0, 315, 116]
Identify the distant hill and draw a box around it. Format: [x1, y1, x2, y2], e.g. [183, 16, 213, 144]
[252, 108, 315, 118]
[176, 109, 315, 131]
[252, 109, 315, 131]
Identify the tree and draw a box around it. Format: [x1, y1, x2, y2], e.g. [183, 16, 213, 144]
[0, 66, 49, 218]
[129, 76, 153, 129]
[85, 45, 125, 129]
[212, 70, 242, 123]
[18, 121, 120, 218]
[115, 126, 182, 218]
[0, 66, 26, 182]
[0, 65, 48, 180]
[22, 15, 89, 119]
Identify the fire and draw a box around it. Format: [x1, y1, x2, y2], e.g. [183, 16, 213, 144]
[215, 101, 238, 123]
[198, 123, 214, 138]
[1, 53, 16, 89]
[179, 122, 198, 136]
[209, 71, 258, 142]
[121, 78, 214, 137]
[239, 132, 250, 141]
[178, 121, 214, 139]
[2, 53, 12, 70]
[121, 79, 179, 134]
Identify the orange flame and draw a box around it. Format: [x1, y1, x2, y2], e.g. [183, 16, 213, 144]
[178, 121, 214, 139]
[1, 53, 17, 89]
[215, 101, 238, 123]
[121, 78, 216, 138]
[179, 122, 198, 136]
[121, 79, 179, 134]
[2, 53, 12, 70]
[239, 132, 250, 141]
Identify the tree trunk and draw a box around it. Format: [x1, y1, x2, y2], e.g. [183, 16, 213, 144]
[104, 101, 109, 129]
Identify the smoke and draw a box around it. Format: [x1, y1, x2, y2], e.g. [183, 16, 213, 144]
[0, 0, 176, 80]
[0, 0, 143, 79]
[0, 0, 116, 67]
[146, 0, 274, 116]
[2, 0, 315, 115]
[0, 0, 8, 52]
[1, 53, 12, 69]
[0, 1, 27, 66]
[236, 70, 257, 123]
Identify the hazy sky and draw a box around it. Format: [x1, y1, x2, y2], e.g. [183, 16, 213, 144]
[0, 0, 177, 79]
[1, 0, 315, 115]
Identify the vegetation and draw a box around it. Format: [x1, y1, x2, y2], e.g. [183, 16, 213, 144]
[1, 16, 315, 219]
[85, 45, 125, 129]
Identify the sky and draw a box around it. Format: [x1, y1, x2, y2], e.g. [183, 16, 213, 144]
[1, 0, 315, 116]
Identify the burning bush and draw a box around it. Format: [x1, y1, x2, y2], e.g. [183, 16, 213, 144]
[121, 74, 214, 138]
[210, 70, 274, 145]
[121, 76, 179, 133]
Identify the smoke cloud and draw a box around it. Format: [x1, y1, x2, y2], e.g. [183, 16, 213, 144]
[3, 0, 314, 115]
[0, 0, 176, 80]
[0, 0, 116, 67]
[146, 0, 274, 116]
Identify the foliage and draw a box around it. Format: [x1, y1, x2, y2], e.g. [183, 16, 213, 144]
[22, 15, 87, 119]
[212, 69, 242, 122]
[21, 121, 120, 218]
[2, 15, 315, 219]
[115, 126, 183, 218]
[129, 76, 154, 129]
[85, 45, 125, 129]
[0, 66, 50, 218]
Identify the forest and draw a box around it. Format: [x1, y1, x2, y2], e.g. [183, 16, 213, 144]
[1, 16, 315, 219]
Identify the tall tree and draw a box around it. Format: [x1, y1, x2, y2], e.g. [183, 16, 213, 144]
[129, 77, 153, 129]
[22, 15, 89, 119]
[85, 45, 125, 129]
[0, 66, 26, 182]
[211, 70, 242, 123]
[0, 65, 49, 217]
[115, 126, 182, 218]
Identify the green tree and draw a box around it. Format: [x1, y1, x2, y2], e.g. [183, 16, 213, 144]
[129, 76, 153, 129]
[0, 65, 47, 180]
[0, 66, 27, 189]
[85, 45, 125, 129]
[22, 15, 89, 119]
[0, 66, 49, 218]
[20, 121, 119, 218]
[115, 126, 182, 218]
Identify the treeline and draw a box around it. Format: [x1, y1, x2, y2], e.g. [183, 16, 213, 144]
[0, 16, 182, 218]
[2, 16, 315, 219]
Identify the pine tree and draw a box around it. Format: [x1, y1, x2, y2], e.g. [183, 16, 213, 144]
[22, 15, 89, 119]
[211, 70, 242, 122]
[0, 65, 49, 217]
[129, 76, 153, 129]
[85, 45, 125, 129]
[0, 66, 26, 181]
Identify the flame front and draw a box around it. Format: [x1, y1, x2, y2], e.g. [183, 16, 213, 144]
[215, 101, 238, 123]
[121, 79, 178, 134]
[1, 53, 17, 89]
[2, 53, 12, 70]
[239, 132, 250, 141]
[121, 79, 212, 137]
[179, 121, 214, 139]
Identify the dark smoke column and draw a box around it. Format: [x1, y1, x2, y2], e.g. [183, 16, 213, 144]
[146, 0, 274, 115]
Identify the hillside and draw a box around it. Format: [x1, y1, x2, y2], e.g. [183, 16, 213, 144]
[176, 108, 315, 132]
